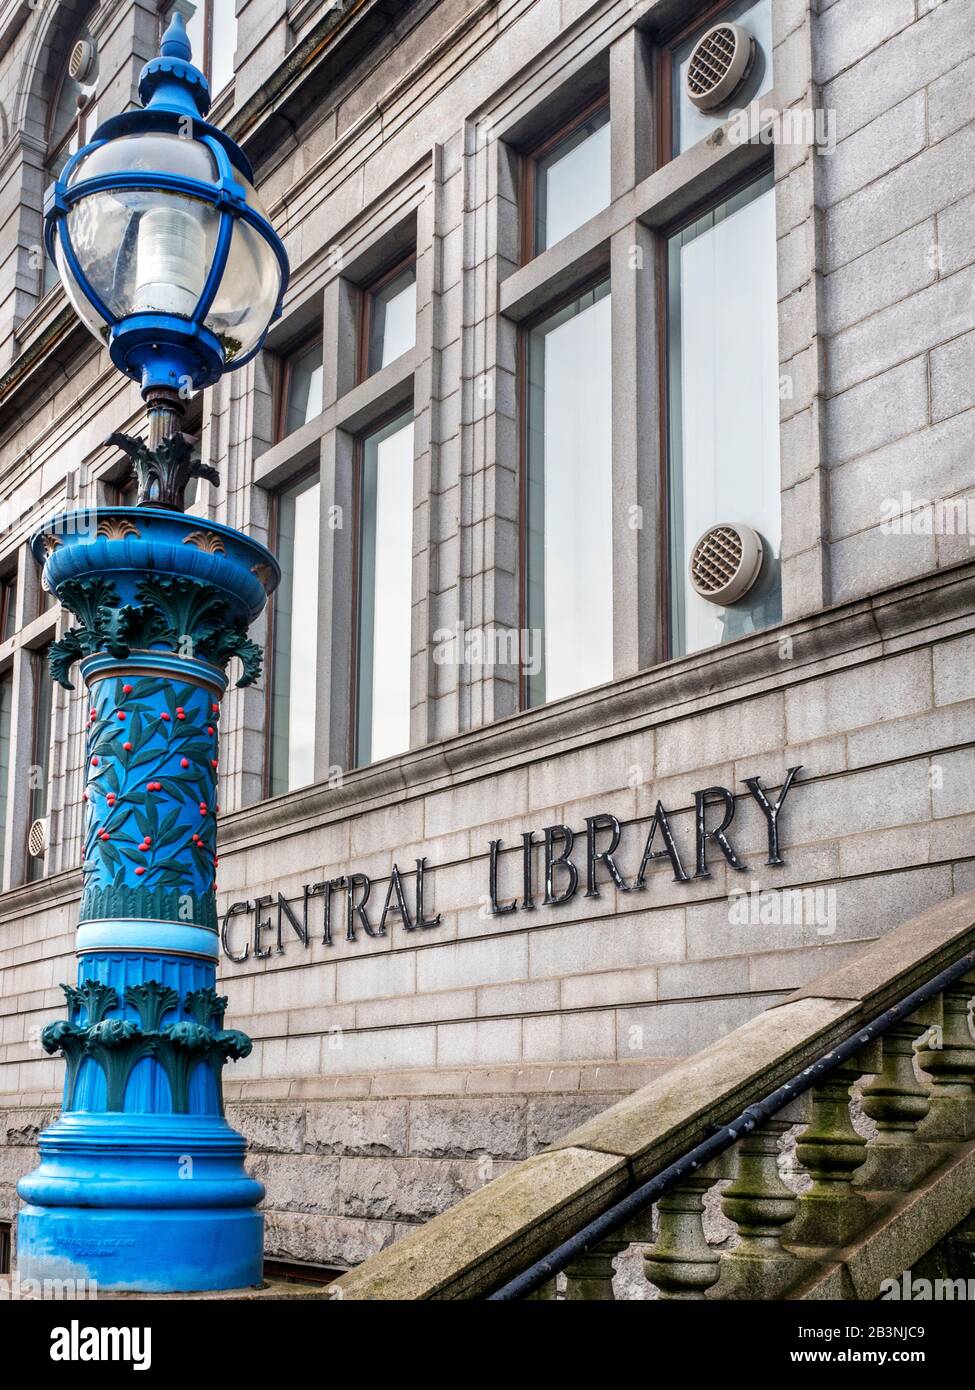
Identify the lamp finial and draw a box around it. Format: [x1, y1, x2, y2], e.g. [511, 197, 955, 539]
[160, 11, 193, 63]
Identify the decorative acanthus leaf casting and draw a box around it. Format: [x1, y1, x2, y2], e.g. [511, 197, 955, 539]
[97, 516, 141, 541]
[183, 530, 226, 555]
[106, 432, 221, 512]
[47, 572, 265, 689]
[42, 977, 253, 1114]
[125, 980, 179, 1032]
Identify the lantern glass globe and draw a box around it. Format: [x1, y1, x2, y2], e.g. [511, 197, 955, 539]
[58, 131, 282, 363]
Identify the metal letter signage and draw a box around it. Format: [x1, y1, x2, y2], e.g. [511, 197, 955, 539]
[223, 768, 804, 964]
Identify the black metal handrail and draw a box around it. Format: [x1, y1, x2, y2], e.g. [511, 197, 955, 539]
[487, 948, 975, 1300]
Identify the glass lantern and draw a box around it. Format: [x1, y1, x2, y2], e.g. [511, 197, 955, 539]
[44, 13, 288, 395]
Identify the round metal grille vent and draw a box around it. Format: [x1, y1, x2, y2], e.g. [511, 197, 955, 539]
[689, 523, 764, 606]
[685, 22, 754, 111]
[28, 817, 48, 859]
[69, 39, 95, 84]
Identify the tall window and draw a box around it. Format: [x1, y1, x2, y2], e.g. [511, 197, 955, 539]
[162, 1, 237, 97]
[527, 103, 610, 257]
[0, 673, 12, 885]
[27, 648, 53, 882]
[277, 337, 324, 439]
[43, 14, 99, 294]
[361, 259, 416, 379]
[525, 282, 613, 707]
[0, 576, 17, 640]
[666, 172, 781, 657]
[670, 0, 773, 157]
[355, 412, 415, 765]
[269, 475, 320, 796]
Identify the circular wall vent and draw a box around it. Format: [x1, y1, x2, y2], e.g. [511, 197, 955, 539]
[689, 523, 764, 605]
[28, 817, 48, 859]
[685, 22, 755, 111]
[69, 38, 96, 84]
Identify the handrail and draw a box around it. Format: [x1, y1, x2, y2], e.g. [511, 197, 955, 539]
[487, 946, 975, 1299]
[328, 893, 975, 1301]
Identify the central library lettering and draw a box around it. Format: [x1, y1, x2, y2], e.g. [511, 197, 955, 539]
[220, 767, 804, 964]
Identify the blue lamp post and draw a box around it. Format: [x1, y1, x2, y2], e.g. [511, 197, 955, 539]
[15, 15, 288, 1293]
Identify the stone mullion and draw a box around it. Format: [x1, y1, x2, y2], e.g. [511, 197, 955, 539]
[427, 136, 466, 742]
[227, 360, 270, 810]
[609, 221, 663, 678]
[772, 1, 830, 623]
[462, 116, 521, 732]
[410, 168, 438, 752]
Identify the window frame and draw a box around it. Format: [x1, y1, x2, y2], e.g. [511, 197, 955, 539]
[263, 465, 322, 799]
[660, 0, 773, 165]
[0, 575, 17, 642]
[517, 270, 614, 711]
[519, 92, 611, 265]
[349, 404, 416, 768]
[356, 252, 418, 385]
[25, 644, 54, 882]
[42, 17, 99, 296]
[661, 158, 779, 661]
[274, 332, 325, 443]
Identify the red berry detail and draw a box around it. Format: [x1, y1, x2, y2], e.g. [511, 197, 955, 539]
[181, 757, 189, 768]
[123, 742, 132, 751]
[123, 684, 133, 694]
[160, 712, 170, 721]
[89, 709, 96, 719]
[143, 837, 152, 847]
[135, 866, 145, 876]
[211, 759, 218, 768]
[116, 712, 125, 721]
[212, 704, 219, 714]
[91, 757, 99, 766]
[207, 726, 214, 736]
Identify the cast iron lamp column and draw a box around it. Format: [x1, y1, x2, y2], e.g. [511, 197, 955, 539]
[16, 15, 288, 1292]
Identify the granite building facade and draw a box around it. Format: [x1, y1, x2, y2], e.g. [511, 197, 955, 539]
[1, 0, 974, 1277]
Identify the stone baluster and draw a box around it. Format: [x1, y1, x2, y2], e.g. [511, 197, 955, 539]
[791, 1044, 879, 1248]
[858, 1004, 947, 1191]
[643, 1172, 720, 1299]
[564, 1236, 628, 1300]
[915, 975, 975, 1140]
[715, 1115, 814, 1297]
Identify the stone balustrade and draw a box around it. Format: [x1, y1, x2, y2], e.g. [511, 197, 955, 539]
[327, 895, 975, 1300]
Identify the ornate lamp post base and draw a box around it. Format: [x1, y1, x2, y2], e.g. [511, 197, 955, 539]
[18, 506, 279, 1292]
[17, 1118, 262, 1292]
